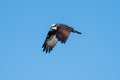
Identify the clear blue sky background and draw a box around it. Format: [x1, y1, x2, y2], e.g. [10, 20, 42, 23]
[0, 0, 120, 80]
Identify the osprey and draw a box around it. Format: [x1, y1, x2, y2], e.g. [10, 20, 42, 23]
[42, 23, 82, 53]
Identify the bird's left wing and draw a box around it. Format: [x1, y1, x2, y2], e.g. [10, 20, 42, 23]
[42, 31, 58, 53]
[56, 24, 72, 43]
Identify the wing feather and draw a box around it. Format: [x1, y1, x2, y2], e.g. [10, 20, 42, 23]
[42, 34, 58, 53]
[56, 24, 72, 43]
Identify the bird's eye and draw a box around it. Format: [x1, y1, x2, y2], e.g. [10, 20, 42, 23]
[52, 26, 57, 30]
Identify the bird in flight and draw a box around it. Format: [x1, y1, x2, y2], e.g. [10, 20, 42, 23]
[42, 23, 82, 53]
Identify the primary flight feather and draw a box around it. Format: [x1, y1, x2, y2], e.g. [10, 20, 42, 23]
[42, 23, 82, 53]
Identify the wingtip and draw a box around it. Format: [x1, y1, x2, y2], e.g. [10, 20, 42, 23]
[73, 30, 82, 34]
[77, 31, 82, 34]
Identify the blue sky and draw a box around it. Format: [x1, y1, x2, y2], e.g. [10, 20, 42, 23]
[0, 0, 120, 80]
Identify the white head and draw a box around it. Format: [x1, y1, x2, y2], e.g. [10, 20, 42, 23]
[51, 24, 57, 30]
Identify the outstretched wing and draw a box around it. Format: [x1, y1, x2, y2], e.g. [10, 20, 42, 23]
[56, 24, 73, 43]
[42, 31, 58, 53]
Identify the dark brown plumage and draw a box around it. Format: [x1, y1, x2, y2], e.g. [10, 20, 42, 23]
[42, 23, 82, 53]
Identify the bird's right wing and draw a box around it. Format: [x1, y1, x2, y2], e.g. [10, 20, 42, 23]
[42, 31, 58, 53]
